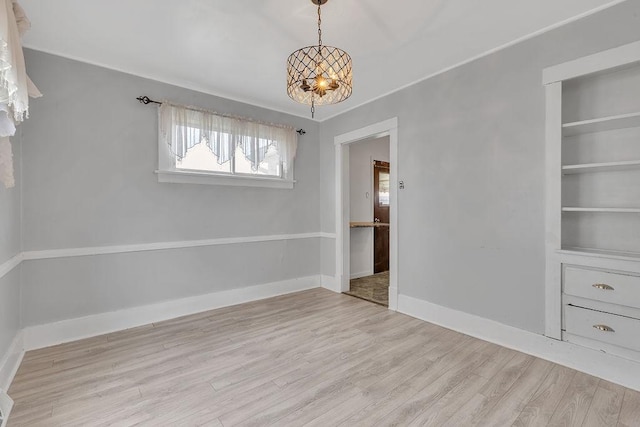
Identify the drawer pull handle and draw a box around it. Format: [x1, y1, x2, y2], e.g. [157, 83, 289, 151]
[592, 284, 615, 291]
[593, 324, 615, 333]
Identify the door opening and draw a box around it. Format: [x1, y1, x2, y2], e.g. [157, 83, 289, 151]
[344, 139, 390, 306]
[334, 118, 398, 310]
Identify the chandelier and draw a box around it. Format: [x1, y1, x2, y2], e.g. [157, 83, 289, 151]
[287, 0, 352, 118]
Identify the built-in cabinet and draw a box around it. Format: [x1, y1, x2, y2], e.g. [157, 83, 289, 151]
[545, 41, 640, 362]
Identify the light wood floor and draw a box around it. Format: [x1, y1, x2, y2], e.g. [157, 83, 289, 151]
[8, 289, 640, 426]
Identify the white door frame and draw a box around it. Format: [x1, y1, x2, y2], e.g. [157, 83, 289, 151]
[334, 118, 398, 310]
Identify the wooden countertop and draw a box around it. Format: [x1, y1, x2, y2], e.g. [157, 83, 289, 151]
[350, 222, 390, 228]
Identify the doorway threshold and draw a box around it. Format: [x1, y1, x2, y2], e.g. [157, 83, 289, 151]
[344, 271, 389, 307]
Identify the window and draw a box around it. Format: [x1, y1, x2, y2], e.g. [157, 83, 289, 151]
[156, 103, 297, 188]
[378, 171, 390, 206]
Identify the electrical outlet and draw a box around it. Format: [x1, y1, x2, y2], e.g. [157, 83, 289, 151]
[399, 180, 405, 189]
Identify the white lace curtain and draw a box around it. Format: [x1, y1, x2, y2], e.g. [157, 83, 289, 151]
[0, 0, 41, 189]
[159, 102, 297, 173]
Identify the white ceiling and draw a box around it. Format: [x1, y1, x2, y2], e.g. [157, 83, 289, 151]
[21, 0, 623, 121]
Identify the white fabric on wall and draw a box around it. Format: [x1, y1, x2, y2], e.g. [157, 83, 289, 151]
[0, 0, 41, 121]
[0, 0, 28, 122]
[0, 103, 15, 137]
[159, 102, 297, 173]
[0, 137, 14, 188]
[0, 0, 40, 189]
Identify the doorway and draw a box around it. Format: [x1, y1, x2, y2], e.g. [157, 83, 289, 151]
[344, 139, 390, 306]
[334, 118, 398, 310]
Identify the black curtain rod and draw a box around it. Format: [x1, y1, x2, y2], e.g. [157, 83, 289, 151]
[136, 95, 306, 135]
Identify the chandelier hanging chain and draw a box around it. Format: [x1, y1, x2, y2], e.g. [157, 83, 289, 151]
[317, 2, 322, 47]
[311, 1, 322, 119]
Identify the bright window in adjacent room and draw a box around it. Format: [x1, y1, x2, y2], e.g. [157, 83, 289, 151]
[156, 103, 297, 188]
[378, 171, 390, 206]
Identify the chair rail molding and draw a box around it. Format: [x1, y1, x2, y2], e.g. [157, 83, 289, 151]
[0, 254, 22, 281]
[21, 232, 329, 261]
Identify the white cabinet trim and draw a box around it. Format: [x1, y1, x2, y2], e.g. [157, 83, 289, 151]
[543, 40, 640, 84]
[545, 82, 562, 339]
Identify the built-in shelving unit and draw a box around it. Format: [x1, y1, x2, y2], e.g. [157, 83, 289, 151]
[562, 111, 640, 136]
[544, 41, 640, 360]
[557, 58, 640, 257]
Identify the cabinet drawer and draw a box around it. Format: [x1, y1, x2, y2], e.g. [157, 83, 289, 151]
[564, 305, 640, 352]
[564, 266, 640, 309]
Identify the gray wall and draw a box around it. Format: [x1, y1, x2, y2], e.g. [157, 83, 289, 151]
[0, 134, 21, 363]
[320, 0, 640, 334]
[20, 51, 321, 326]
[21, 239, 318, 326]
[22, 51, 320, 250]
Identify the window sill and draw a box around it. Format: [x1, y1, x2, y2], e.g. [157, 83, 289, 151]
[155, 170, 295, 189]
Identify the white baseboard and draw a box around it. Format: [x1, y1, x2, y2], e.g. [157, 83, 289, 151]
[350, 270, 373, 279]
[398, 294, 640, 392]
[23, 276, 321, 351]
[0, 332, 24, 392]
[320, 275, 341, 293]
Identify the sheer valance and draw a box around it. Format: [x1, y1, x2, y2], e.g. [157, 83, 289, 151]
[159, 102, 297, 173]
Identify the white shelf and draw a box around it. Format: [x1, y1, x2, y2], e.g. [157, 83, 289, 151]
[562, 207, 640, 213]
[563, 111, 640, 136]
[559, 247, 640, 262]
[562, 160, 640, 174]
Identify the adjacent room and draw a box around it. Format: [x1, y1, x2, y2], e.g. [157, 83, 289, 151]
[347, 136, 391, 306]
[1, 0, 640, 425]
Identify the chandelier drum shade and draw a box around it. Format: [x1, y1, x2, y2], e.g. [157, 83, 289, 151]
[287, 0, 352, 118]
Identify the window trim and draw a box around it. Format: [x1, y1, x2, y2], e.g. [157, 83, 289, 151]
[155, 169, 295, 189]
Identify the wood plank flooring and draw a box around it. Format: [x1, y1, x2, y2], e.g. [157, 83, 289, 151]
[7, 288, 640, 426]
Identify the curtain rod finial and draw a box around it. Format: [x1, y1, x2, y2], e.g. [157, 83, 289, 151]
[136, 96, 162, 105]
